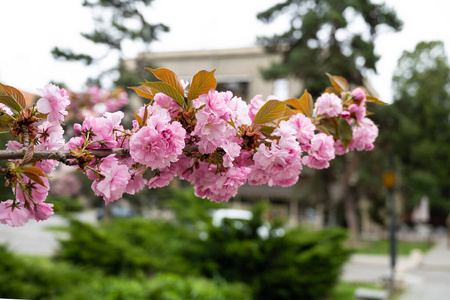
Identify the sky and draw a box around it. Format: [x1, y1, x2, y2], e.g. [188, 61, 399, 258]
[1, 0, 450, 104]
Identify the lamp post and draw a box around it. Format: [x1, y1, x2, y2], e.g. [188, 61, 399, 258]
[383, 151, 396, 295]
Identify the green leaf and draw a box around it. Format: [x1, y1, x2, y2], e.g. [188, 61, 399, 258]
[0, 114, 12, 131]
[146, 68, 185, 96]
[318, 118, 338, 138]
[338, 118, 353, 147]
[0, 83, 26, 111]
[187, 70, 217, 102]
[142, 82, 185, 109]
[0, 95, 23, 113]
[259, 125, 276, 136]
[254, 100, 286, 125]
[325, 73, 348, 93]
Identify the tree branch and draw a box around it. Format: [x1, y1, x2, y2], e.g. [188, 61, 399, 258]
[0, 148, 130, 161]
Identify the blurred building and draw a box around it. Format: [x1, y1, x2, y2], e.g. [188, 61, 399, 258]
[124, 46, 303, 101]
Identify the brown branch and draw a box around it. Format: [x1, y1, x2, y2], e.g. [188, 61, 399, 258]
[0, 148, 130, 161]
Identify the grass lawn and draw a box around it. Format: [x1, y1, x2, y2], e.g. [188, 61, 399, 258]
[350, 239, 434, 255]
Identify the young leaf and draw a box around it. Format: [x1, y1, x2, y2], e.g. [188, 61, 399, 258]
[366, 95, 387, 105]
[187, 70, 217, 102]
[22, 166, 47, 187]
[0, 114, 11, 131]
[146, 68, 185, 96]
[0, 95, 23, 113]
[288, 89, 314, 117]
[325, 73, 348, 93]
[259, 125, 276, 136]
[142, 82, 185, 109]
[134, 111, 143, 128]
[129, 85, 157, 102]
[254, 100, 286, 125]
[0, 83, 26, 110]
[324, 87, 340, 96]
[319, 118, 338, 138]
[338, 118, 353, 147]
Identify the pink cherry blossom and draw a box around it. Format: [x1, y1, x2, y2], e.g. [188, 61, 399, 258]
[351, 87, 366, 101]
[29, 202, 54, 222]
[36, 84, 70, 122]
[0, 200, 30, 227]
[287, 113, 316, 147]
[348, 103, 366, 122]
[302, 133, 335, 169]
[130, 115, 186, 170]
[314, 93, 342, 117]
[15, 176, 50, 204]
[91, 156, 131, 203]
[147, 169, 175, 189]
[349, 117, 379, 151]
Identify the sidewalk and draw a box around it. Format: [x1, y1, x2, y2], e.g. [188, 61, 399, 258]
[342, 235, 450, 300]
[0, 211, 97, 256]
[397, 237, 450, 300]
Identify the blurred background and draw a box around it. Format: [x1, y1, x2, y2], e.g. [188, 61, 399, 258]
[0, 0, 449, 299]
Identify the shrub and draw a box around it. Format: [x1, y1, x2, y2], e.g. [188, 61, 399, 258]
[195, 205, 351, 300]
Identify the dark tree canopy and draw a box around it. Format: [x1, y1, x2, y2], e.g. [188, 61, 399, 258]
[257, 0, 402, 96]
[51, 0, 168, 86]
[373, 41, 450, 221]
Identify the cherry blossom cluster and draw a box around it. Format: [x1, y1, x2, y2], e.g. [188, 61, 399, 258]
[0, 70, 380, 227]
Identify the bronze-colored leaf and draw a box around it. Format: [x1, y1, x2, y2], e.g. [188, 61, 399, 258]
[0, 83, 26, 110]
[146, 68, 185, 96]
[283, 106, 297, 118]
[324, 87, 340, 96]
[366, 95, 387, 105]
[254, 100, 286, 125]
[134, 111, 143, 127]
[129, 85, 157, 102]
[338, 118, 353, 148]
[187, 70, 217, 102]
[325, 73, 348, 93]
[142, 82, 185, 109]
[287, 89, 314, 117]
[22, 166, 47, 187]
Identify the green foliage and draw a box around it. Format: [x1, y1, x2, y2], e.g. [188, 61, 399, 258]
[0, 245, 98, 299]
[143, 273, 251, 300]
[56, 220, 154, 276]
[371, 41, 450, 223]
[56, 218, 199, 276]
[257, 0, 402, 96]
[48, 195, 84, 213]
[195, 204, 351, 300]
